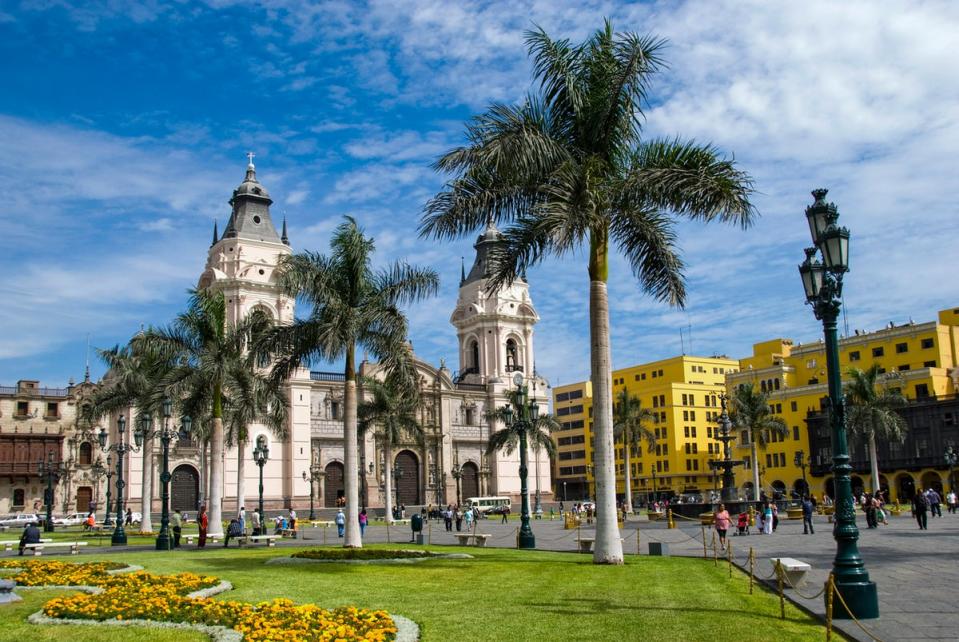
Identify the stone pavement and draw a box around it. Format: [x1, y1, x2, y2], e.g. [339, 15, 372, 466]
[4, 510, 956, 640]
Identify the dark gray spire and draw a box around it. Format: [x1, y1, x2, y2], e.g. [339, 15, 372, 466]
[460, 256, 466, 285]
[221, 155, 282, 244]
[281, 216, 289, 245]
[463, 218, 503, 286]
[211, 219, 218, 247]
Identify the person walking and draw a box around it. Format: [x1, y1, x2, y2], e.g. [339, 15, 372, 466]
[864, 493, 878, 529]
[197, 505, 208, 548]
[455, 507, 463, 532]
[359, 508, 368, 537]
[501, 505, 510, 524]
[801, 496, 815, 535]
[444, 505, 453, 532]
[912, 489, 929, 530]
[763, 503, 774, 535]
[238, 506, 246, 533]
[946, 489, 957, 514]
[713, 503, 731, 551]
[288, 508, 297, 531]
[125, 508, 133, 526]
[464, 506, 474, 530]
[335, 508, 346, 538]
[250, 508, 261, 536]
[172, 509, 183, 547]
[928, 488, 942, 518]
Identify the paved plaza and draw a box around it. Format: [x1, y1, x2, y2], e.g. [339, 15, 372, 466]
[3, 509, 956, 641]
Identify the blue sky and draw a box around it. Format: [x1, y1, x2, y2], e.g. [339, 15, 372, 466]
[1, 0, 957, 389]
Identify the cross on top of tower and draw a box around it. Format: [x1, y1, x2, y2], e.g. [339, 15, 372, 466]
[246, 151, 255, 168]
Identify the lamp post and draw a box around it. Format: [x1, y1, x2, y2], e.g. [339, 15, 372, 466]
[364, 461, 373, 511]
[586, 463, 594, 502]
[37, 450, 62, 532]
[944, 446, 957, 492]
[393, 465, 403, 513]
[303, 464, 321, 521]
[501, 371, 538, 549]
[156, 398, 191, 551]
[563, 480, 567, 503]
[92, 457, 105, 514]
[798, 188, 878, 619]
[103, 456, 114, 526]
[450, 464, 461, 506]
[253, 437, 269, 522]
[794, 450, 809, 497]
[652, 468, 657, 502]
[97, 414, 143, 545]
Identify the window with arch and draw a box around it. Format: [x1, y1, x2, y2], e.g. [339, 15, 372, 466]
[78, 442, 93, 466]
[505, 338, 522, 372]
[469, 339, 480, 374]
[13, 488, 25, 508]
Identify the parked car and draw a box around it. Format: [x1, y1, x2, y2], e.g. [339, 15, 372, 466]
[53, 512, 90, 526]
[0, 513, 40, 527]
[486, 505, 511, 515]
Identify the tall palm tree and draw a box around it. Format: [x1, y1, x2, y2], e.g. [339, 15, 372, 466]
[260, 217, 438, 547]
[486, 390, 559, 513]
[612, 389, 656, 513]
[845, 365, 908, 495]
[85, 343, 170, 533]
[223, 366, 289, 516]
[420, 22, 756, 563]
[133, 289, 272, 536]
[359, 372, 423, 523]
[729, 383, 788, 501]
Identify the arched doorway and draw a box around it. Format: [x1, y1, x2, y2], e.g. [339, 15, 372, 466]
[793, 479, 809, 498]
[325, 462, 344, 507]
[850, 476, 865, 497]
[771, 480, 786, 499]
[896, 474, 915, 503]
[171, 465, 199, 512]
[461, 462, 479, 500]
[395, 450, 420, 506]
[920, 471, 942, 495]
[75, 486, 92, 512]
[824, 477, 835, 500]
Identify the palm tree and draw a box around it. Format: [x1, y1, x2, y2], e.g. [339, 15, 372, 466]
[420, 22, 756, 563]
[729, 383, 788, 501]
[845, 365, 908, 495]
[612, 389, 656, 513]
[260, 217, 438, 547]
[486, 390, 558, 519]
[85, 343, 170, 533]
[359, 372, 423, 523]
[223, 366, 289, 517]
[133, 289, 272, 536]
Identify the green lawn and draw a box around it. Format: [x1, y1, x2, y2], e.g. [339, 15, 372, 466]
[0, 544, 831, 641]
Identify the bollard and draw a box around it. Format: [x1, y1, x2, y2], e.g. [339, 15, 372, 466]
[428, 518, 432, 545]
[712, 533, 718, 566]
[727, 542, 733, 578]
[777, 560, 785, 620]
[667, 509, 675, 529]
[749, 505, 756, 528]
[701, 525, 708, 559]
[825, 575, 834, 642]
[749, 547, 755, 595]
[636, 528, 641, 555]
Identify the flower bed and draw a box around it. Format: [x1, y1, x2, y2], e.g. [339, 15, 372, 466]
[3, 561, 399, 641]
[291, 549, 435, 561]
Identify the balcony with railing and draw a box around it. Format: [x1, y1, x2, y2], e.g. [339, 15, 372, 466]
[310, 371, 346, 382]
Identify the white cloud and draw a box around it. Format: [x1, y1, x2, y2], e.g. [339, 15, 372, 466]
[138, 217, 174, 232]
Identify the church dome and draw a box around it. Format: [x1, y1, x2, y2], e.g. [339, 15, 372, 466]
[233, 161, 272, 201]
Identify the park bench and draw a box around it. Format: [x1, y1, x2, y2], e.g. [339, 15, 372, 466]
[309, 521, 334, 528]
[233, 534, 279, 547]
[575, 537, 625, 553]
[0, 538, 52, 551]
[647, 511, 665, 521]
[455, 533, 491, 547]
[23, 541, 87, 556]
[770, 557, 812, 588]
[184, 533, 222, 545]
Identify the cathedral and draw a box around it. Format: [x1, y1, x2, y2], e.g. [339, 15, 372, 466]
[104, 159, 552, 516]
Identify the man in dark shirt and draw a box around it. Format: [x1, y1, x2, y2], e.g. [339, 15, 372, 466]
[801, 496, 815, 534]
[19, 522, 41, 556]
[912, 489, 929, 530]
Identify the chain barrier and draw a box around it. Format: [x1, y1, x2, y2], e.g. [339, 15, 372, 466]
[776, 560, 786, 620]
[825, 575, 834, 642]
[828, 574, 886, 642]
[727, 542, 733, 578]
[749, 547, 755, 594]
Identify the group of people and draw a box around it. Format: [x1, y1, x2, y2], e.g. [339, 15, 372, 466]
[439, 504, 481, 531]
[911, 487, 947, 530]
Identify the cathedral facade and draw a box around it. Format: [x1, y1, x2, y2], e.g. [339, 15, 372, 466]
[109, 161, 553, 516]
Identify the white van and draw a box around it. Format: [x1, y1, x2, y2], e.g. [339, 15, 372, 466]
[465, 496, 511, 515]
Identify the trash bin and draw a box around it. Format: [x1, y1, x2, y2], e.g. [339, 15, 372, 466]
[411, 514, 424, 543]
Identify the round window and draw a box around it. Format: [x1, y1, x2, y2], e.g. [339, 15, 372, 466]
[258, 269, 265, 275]
[253, 215, 261, 224]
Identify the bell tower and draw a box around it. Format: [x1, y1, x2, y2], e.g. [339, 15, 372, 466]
[450, 219, 540, 390]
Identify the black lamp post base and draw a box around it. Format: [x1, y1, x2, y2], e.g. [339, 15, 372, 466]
[827, 580, 879, 619]
[111, 529, 127, 546]
[518, 531, 536, 549]
[155, 532, 173, 550]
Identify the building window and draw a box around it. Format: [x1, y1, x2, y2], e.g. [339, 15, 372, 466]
[45, 402, 59, 418]
[849, 351, 860, 361]
[898, 364, 910, 372]
[766, 453, 772, 467]
[793, 426, 800, 440]
[920, 338, 934, 349]
[691, 427, 697, 438]
[556, 392, 569, 402]
[465, 408, 474, 424]
[16, 401, 29, 417]
[684, 426, 690, 438]
[693, 459, 699, 471]
[872, 347, 884, 357]
[13, 489, 25, 508]
[895, 342, 908, 354]
[915, 384, 930, 399]
[661, 427, 667, 439]
[683, 410, 689, 421]
[744, 456, 751, 470]
[570, 390, 583, 399]
[79, 442, 93, 465]
[791, 401, 798, 412]
[923, 360, 937, 368]
[330, 401, 340, 420]
[663, 460, 669, 472]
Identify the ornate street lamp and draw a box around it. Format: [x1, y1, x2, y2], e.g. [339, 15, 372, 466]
[798, 188, 877, 619]
[303, 464, 321, 521]
[253, 436, 269, 522]
[97, 414, 143, 545]
[156, 398, 191, 551]
[794, 450, 809, 497]
[393, 465, 403, 513]
[944, 446, 957, 492]
[501, 371, 538, 549]
[37, 450, 63, 532]
[103, 456, 114, 526]
[91, 457, 106, 514]
[450, 464, 462, 506]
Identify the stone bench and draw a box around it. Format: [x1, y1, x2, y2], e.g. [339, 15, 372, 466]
[309, 521, 334, 528]
[233, 535, 279, 547]
[184, 533, 222, 545]
[0, 538, 52, 551]
[455, 533, 491, 547]
[576, 537, 625, 553]
[771, 557, 812, 588]
[23, 541, 87, 556]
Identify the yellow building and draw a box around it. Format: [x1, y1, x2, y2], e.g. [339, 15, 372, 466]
[728, 307, 959, 502]
[552, 355, 740, 503]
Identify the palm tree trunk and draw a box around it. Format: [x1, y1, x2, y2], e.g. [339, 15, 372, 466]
[140, 433, 154, 533]
[751, 441, 760, 501]
[588, 237, 623, 564]
[199, 439, 207, 510]
[343, 346, 362, 547]
[236, 437, 246, 518]
[208, 388, 225, 536]
[868, 432, 880, 495]
[384, 434, 394, 524]
[624, 438, 633, 514]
